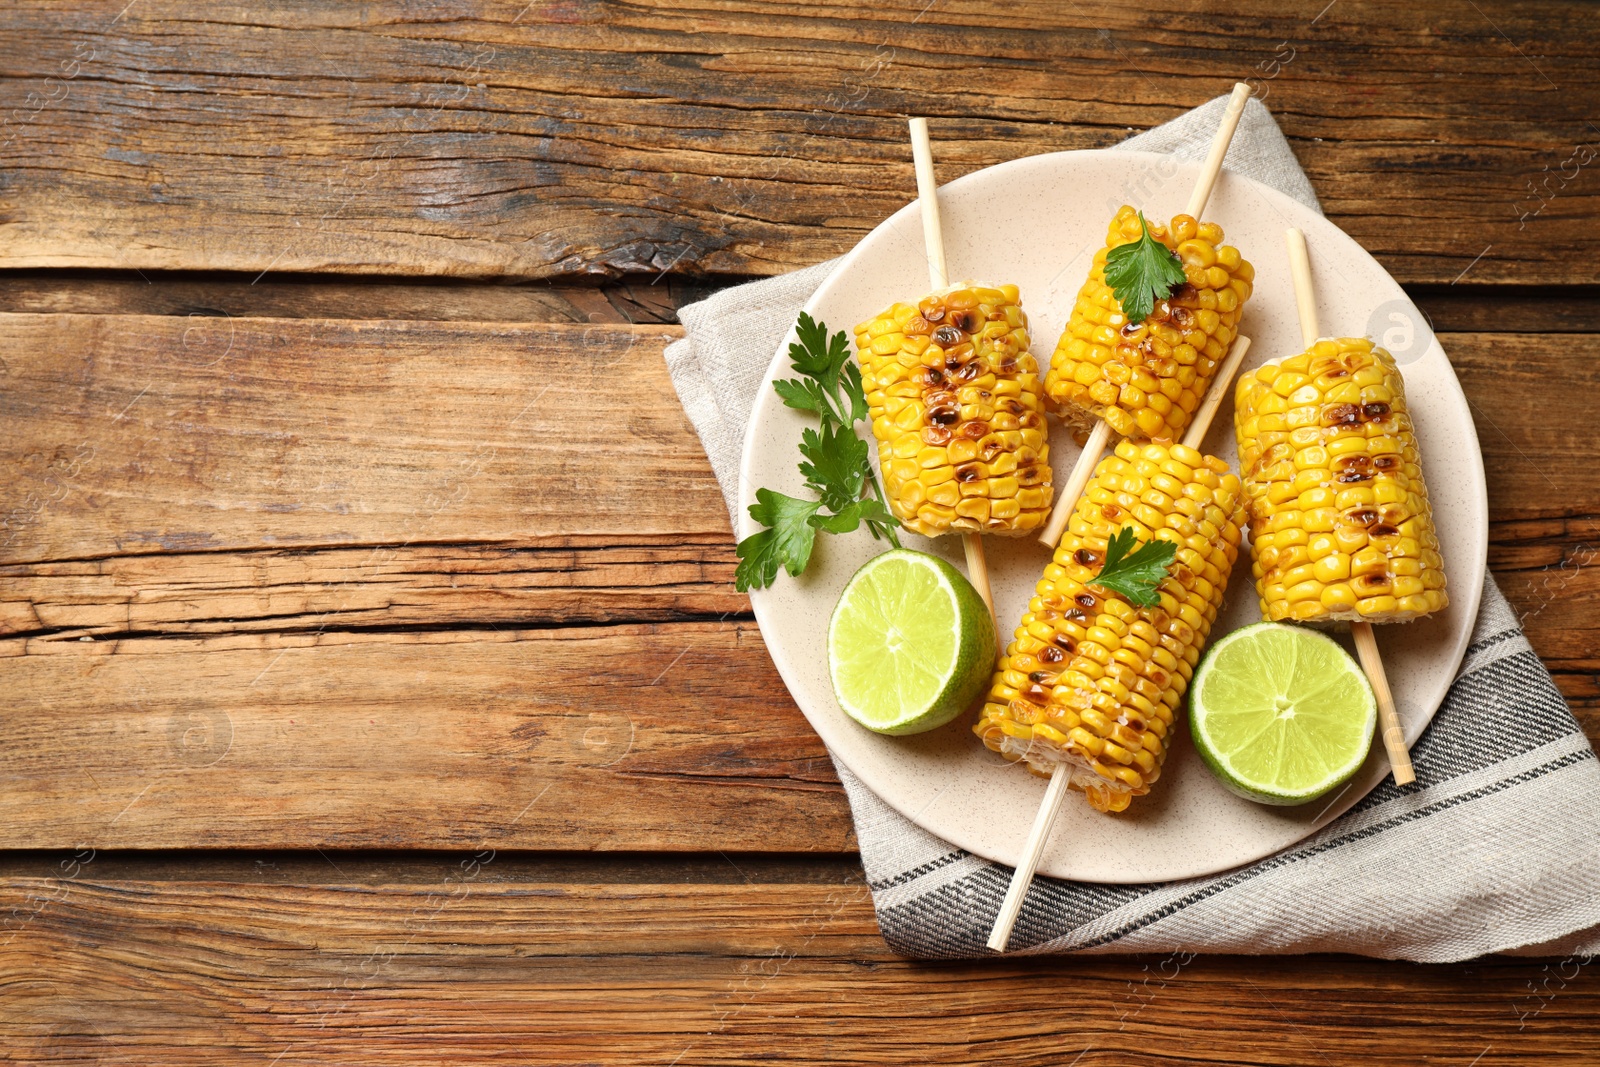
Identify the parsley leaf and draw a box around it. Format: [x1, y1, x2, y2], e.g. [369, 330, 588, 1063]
[798, 422, 867, 513]
[1102, 211, 1188, 325]
[839, 361, 869, 425]
[735, 490, 822, 592]
[1090, 526, 1178, 608]
[787, 311, 854, 404]
[773, 376, 828, 416]
[737, 313, 901, 591]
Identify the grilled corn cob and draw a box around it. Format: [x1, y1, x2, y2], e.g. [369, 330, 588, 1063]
[974, 439, 1246, 812]
[1234, 338, 1447, 624]
[1044, 207, 1254, 442]
[855, 283, 1053, 537]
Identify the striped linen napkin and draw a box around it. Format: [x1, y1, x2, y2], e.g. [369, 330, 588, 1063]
[663, 94, 1600, 961]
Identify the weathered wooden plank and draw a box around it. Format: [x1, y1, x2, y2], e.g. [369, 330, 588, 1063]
[1, 2, 1597, 284]
[6, 604, 1580, 857]
[0, 523, 1588, 854]
[0, 623, 845, 851]
[0, 542, 743, 637]
[1489, 514, 1600, 737]
[1449, 333, 1600, 520]
[1, 875, 1596, 1065]
[8, 517, 1586, 654]
[1411, 287, 1600, 336]
[1, 528, 1589, 710]
[0, 849, 868, 886]
[1491, 516, 1600, 664]
[0, 314, 730, 566]
[0, 618, 1582, 853]
[1, 315, 1593, 573]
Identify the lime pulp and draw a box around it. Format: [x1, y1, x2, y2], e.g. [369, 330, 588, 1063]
[827, 549, 996, 736]
[1190, 622, 1377, 805]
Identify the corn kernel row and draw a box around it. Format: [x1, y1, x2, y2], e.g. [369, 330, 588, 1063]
[974, 439, 1246, 812]
[854, 284, 1053, 537]
[1043, 207, 1254, 442]
[1233, 338, 1448, 624]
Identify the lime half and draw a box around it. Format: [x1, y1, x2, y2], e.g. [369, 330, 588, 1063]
[827, 549, 996, 736]
[1191, 623, 1377, 805]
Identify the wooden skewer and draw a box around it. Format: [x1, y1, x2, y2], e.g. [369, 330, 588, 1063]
[986, 329, 1254, 954]
[986, 754, 1072, 953]
[1043, 421, 1112, 550]
[1187, 333, 1253, 450]
[910, 118, 949, 297]
[1185, 82, 1253, 219]
[988, 84, 1255, 954]
[908, 118, 999, 642]
[1037, 82, 1253, 551]
[1283, 227, 1415, 786]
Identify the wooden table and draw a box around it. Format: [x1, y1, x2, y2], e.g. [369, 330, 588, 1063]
[2, 2, 1597, 1062]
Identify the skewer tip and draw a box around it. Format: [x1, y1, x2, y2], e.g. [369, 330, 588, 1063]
[906, 117, 948, 290]
[1184, 82, 1254, 219]
[1284, 228, 1320, 346]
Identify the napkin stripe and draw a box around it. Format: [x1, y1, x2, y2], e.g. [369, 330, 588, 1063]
[869, 850, 968, 892]
[1046, 748, 1597, 954]
[1466, 628, 1520, 656]
[877, 746, 1597, 958]
[1413, 652, 1577, 777]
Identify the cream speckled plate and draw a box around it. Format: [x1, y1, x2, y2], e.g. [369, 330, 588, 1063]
[739, 149, 1487, 883]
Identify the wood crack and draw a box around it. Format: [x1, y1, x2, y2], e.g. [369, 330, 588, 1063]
[8, 612, 757, 644]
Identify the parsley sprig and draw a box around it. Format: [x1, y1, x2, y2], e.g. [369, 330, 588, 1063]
[735, 313, 900, 591]
[1090, 526, 1177, 608]
[1103, 211, 1188, 325]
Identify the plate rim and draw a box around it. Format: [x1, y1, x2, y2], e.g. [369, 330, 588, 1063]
[739, 147, 1489, 882]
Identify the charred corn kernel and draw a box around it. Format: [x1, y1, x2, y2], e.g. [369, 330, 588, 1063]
[975, 439, 1246, 813]
[854, 285, 1054, 537]
[1234, 338, 1448, 624]
[1044, 207, 1254, 443]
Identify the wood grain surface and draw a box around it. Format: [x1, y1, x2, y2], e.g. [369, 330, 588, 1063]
[4, 1, 1600, 1057]
[2, 1, 1598, 284]
[1, 315, 1591, 559]
[0, 314, 1594, 852]
[2, 872, 1597, 1065]
[0, 314, 727, 565]
[0, 623, 852, 851]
